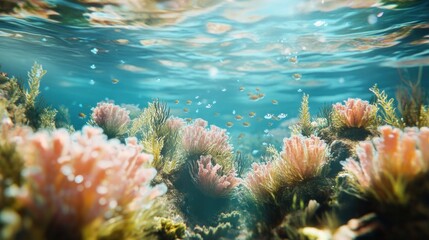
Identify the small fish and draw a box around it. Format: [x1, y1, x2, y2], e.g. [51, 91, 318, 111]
[242, 122, 251, 127]
[112, 78, 119, 84]
[289, 56, 298, 64]
[249, 94, 260, 101]
[185, 118, 193, 123]
[186, 100, 192, 105]
[78, 112, 86, 119]
[278, 113, 287, 119]
[239, 86, 245, 92]
[183, 108, 189, 113]
[293, 73, 302, 80]
[264, 114, 273, 119]
[174, 100, 179, 104]
[226, 122, 234, 128]
[248, 112, 256, 118]
[235, 115, 243, 121]
[238, 133, 245, 139]
[255, 87, 260, 92]
[271, 99, 279, 105]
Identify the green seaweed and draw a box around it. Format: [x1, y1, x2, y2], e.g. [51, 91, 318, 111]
[291, 94, 314, 136]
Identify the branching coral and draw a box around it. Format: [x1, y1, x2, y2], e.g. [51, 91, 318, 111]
[190, 155, 240, 198]
[342, 125, 429, 204]
[182, 118, 233, 172]
[90, 101, 130, 138]
[3, 124, 166, 239]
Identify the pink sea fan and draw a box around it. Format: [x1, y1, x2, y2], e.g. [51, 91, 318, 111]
[91, 101, 130, 138]
[166, 117, 185, 131]
[277, 135, 329, 185]
[8, 126, 166, 235]
[332, 98, 377, 129]
[342, 125, 429, 204]
[190, 155, 240, 198]
[182, 118, 232, 161]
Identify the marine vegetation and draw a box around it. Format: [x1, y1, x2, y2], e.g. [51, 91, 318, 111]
[0, 120, 166, 240]
[90, 101, 130, 139]
[181, 118, 234, 172]
[243, 134, 333, 237]
[130, 100, 183, 175]
[0, 62, 58, 129]
[339, 125, 429, 239]
[370, 69, 429, 129]
[331, 98, 378, 140]
[342, 125, 429, 205]
[190, 155, 241, 198]
[290, 93, 314, 137]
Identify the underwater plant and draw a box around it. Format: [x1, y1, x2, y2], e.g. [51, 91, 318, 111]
[90, 101, 130, 139]
[131, 100, 183, 175]
[370, 84, 402, 128]
[277, 135, 329, 186]
[291, 93, 314, 137]
[342, 125, 429, 204]
[182, 118, 234, 172]
[331, 98, 377, 140]
[2, 124, 166, 239]
[190, 155, 240, 198]
[245, 135, 329, 204]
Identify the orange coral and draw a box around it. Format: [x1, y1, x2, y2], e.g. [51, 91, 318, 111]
[332, 98, 377, 129]
[4, 125, 166, 237]
[277, 135, 329, 185]
[342, 125, 429, 204]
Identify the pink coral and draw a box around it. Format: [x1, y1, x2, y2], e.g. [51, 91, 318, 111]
[342, 125, 429, 204]
[190, 155, 240, 198]
[332, 98, 377, 129]
[277, 135, 328, 185]
[7, 125, 166, 235]
[182, 119, 233, 168]
[91, 102, 130, 138]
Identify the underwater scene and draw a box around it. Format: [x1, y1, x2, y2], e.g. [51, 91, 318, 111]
[1, 0, 429, 239]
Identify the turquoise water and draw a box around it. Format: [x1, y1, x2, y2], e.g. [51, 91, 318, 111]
[1, 0, 429, 145]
